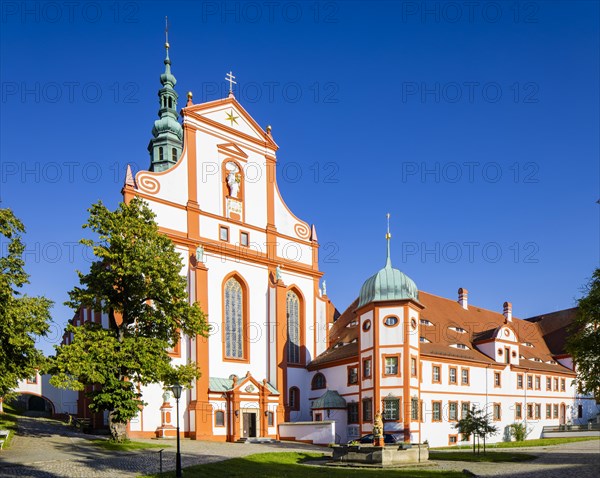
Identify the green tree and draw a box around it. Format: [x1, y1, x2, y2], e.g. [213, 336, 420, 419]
[567, 268, 600, 398]
[49, 198, 207, 441]
[0, 208, 52, 400]
[455, 405, 499, 454]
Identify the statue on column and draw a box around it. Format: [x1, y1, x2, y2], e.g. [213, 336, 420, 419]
[373, 410, 384, 446]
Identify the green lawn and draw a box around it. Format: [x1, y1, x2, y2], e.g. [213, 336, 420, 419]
[434, 436, 600, 450]
[144, 452, 468, 478]
[0, 411, 19, 449]
[429, 451, 536, 462]
[91, 439, 172, 452]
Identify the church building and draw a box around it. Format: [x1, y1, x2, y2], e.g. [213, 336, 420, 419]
[54, 39, 598, 447]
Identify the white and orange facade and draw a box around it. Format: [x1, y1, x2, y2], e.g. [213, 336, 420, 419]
[47, 43, 598, 446]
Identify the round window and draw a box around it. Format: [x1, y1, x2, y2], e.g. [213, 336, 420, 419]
[384, 316, 398, 327]
[504, 329, 509, 337]
[410, 318, 417, 329]
[512, 350, 517, 358]
[362, 320, 371, 332]
[498, 348, 503, 355]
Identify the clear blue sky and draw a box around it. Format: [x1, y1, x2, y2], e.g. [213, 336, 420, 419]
[1, 1, 598, 355]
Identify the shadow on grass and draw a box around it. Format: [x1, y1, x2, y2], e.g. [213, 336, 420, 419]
[144, 452, 469, 478]
[429, 451, 537, 463]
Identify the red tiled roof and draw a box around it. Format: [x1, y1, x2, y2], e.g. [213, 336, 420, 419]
[309, 290, 575, 375]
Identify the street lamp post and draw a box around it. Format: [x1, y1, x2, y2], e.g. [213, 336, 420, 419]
[171, 383, 183, 478]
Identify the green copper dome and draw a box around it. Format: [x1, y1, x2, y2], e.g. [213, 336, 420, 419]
[357, 232, 418, 308]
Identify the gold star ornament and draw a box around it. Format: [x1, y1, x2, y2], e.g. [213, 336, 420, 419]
[225, 109, 239, 126]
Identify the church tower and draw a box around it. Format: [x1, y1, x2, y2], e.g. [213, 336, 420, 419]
[148, 20, 183, 172]
[356, 215, 423, 443]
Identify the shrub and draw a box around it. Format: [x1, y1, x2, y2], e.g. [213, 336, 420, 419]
[509, 423, 529, 441]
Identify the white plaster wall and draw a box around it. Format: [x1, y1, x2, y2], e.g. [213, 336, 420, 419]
[136, 152, 188, 205]
[377, 306, 404, 346]
[146, 200, 187, 234]
[276, 237, 312, 266]
[360, 310, 374, 351]
[279, 421, 335, 445]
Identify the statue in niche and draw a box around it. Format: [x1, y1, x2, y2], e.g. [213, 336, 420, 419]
[227, 170, 240, 198]
[195, 245, 204, 264]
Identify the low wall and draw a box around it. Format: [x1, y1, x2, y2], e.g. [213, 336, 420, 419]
[332, 443, 429, 466]
[279, 421, 335, 445]
[542, 430, 600, 438]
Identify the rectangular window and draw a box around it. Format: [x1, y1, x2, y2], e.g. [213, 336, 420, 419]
[535, 404, 541, 419]
[449, 401, 458, 421]
[219, 225, 229, 242]
[347, 366, 359, 385]
[461, 368, 469, 385]
[494, 372, 501, 387]
[527, 375, 533, 389]
[546, 377, 552, 391]
[554, 378, 559, 391]
[26, 375, 38, 385]
[493, 403, 501, 421]
[215, 410, 225, 427]
[267, 411, 274, 426]
[553, 404, 559, 419]
[363, 358, 372, 379]
[578, 405, 583, 418]
[448, 434, 458, 445]
[449, 367, 457, 384]
[560, 378, 565, 391]
[315, 413, 323, 422]
[432, 365, 441, 383]
[461, 402, 470, 419]
[240, 231, 249, 247]
[527, 404, 533, 419]
[362, 398, 372, 422]
[348, 402, 359, 424]
[411, 357, 417, 377]
[411, 398, 419, 421]
[505, 347, 510, 364]
[517, 374, 523, 389]
[546, 404, 552, 419]
[384, 356, 399, 375]
[535, 376, 541, 390]
[515, 403, 522, 419]
[432, 401, 442, 421]
[383, 399, 400, 421]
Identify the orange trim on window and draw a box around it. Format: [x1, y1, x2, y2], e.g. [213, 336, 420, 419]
[382, 353, 401, 377]
[221, 272, 250, 364]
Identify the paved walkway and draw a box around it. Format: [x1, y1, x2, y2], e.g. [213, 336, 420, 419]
[0, 416, 598, 477]
[434, 440, 600, 477]
[0, 416, 325, 477]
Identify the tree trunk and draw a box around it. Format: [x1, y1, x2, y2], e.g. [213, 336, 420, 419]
[483, 434, 486, 453]
[108, 411, 128, 442]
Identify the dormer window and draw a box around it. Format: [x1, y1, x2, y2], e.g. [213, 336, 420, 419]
[451, 343, 469, 350]
[522, 342, 534, 347]
[420, 337, 431, 343]
[449, 326, 467, 334]
[420, 319, 433, 326]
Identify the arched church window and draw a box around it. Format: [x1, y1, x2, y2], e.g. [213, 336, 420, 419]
[287, 291, 300, 364]
[159, 147, 164, 161]
[311, 373, 326, 390]
[172, 148, 177, 162]
[224, 277, 244, 359]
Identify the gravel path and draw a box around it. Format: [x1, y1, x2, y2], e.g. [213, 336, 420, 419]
[0, 416, 598, 477]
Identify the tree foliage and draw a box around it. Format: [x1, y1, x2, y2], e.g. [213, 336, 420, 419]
[49, 198, 207, 440]
[0, 208, 52, 399]
[455, 405, 499, 454]
[567, 268, 600, 397]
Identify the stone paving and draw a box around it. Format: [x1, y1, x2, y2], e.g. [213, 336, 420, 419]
[0, 416, 598, 477]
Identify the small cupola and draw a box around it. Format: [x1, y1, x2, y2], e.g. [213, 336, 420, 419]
[357, 214, 418, 308]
